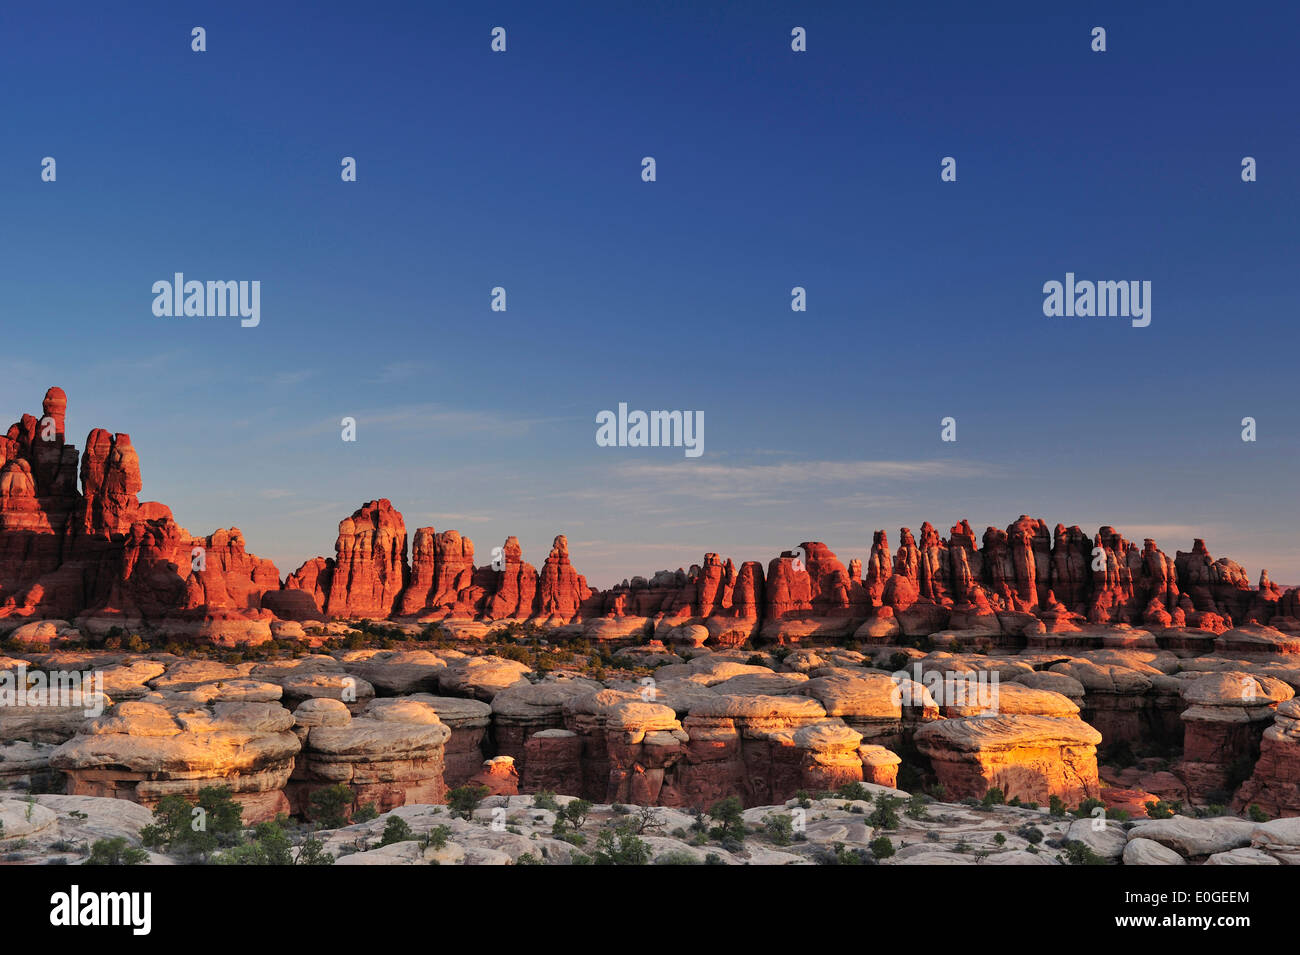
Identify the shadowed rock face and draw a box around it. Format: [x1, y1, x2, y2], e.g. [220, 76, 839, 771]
[1235, 699, 1300, 817]
[2, 388, 1298, 651]
[1176, 672, 1295, 802]
[286, 697, 451, 818]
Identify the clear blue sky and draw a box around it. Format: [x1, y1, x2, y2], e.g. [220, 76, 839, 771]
[2, 1, 1297, 587]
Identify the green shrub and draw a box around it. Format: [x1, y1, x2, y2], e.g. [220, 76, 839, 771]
[1144, 799, 1181, 820]
[835, 782, 872, 802]
[1073, 797, 1105, 818]
[448, 784, 490, 820]
[308, 784, 355, 829]
[763, 813, 794, 846]
[1017, 825, 1044, 845]
[906, 792, 929, 820]
[86, 837, 148, 866]
[219, 818, 294, 865]
[869, 836, 895, 859]
[707, 797, 746, 844]
[379, 815, 414, 846]
[294, 836, 334, 865]
[981, 788, 1005, 809]
[420, 825, 451, 851]
[140, 786, 244, 859]
[868, 793, 901, 830]
[590, 822, 650, 865]
[1064, 840, 1106, 866]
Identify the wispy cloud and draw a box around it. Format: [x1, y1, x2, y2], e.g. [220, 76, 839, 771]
[423, 511, 498, 524]
[372, 361, 428, 384]
[283, 404, 574, 441]
[553, 459, 992, 509]
[272, 369, 315, 387]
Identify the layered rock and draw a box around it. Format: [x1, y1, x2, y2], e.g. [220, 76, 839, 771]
[1235, 699, 1300, 817]
[535, 535, 590, 624]
[602, 701, 689, 805]
[468, 755, 520, 796]
[1177, 672, 1294, 802]
[913, 713, 1102, 803]
[491, 680, 599, 777]
[0, 389, 280, 642]
[522, 729, 584, 794]
[1048, 657, 1185, 749]
[675, 695, 830, 807]
[287, 696, 450, 817]
[795, 671, 937, 749]
[483, 537, 538, 620]
[0, 389, 1295, 650]
[323, 500, 408, 619]
[787, 721, 872, 793]
[407, 695, 491, 787]
[48, 699, 298, 823]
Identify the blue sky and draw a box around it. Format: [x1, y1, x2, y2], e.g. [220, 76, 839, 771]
[2, 1, 1297, 587]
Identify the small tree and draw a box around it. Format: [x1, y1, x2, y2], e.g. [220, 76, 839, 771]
[379, 815, 415, 846]
[1072, 797, 1105, 818]
[708, 797, 746, 846]
[591, 821, 650, 865]
[764, 813, 794, 846]
[906, 792, 929, 820]
[219, 819, 294, 865]
[140, 786, 244, 859]
[869, 836, 895, 859]
[868, 793, 901, 830]
[309, 784, 354, 829]
[1144, 799, 1181, 820]
[835, 782, 872, 802]
[420, 825, 451, 851]
[86, 837, 148, 866]
[294, 835, 334, 865]
[1064, 840, 1106, 866]
[448, 784, 490, 820]
[631, 805, 665, 835]
[558, 798, 592, 830]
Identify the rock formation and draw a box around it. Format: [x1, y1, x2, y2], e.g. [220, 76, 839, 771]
[49, 699, 299, 824]
[2, 388, 1298, 655]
